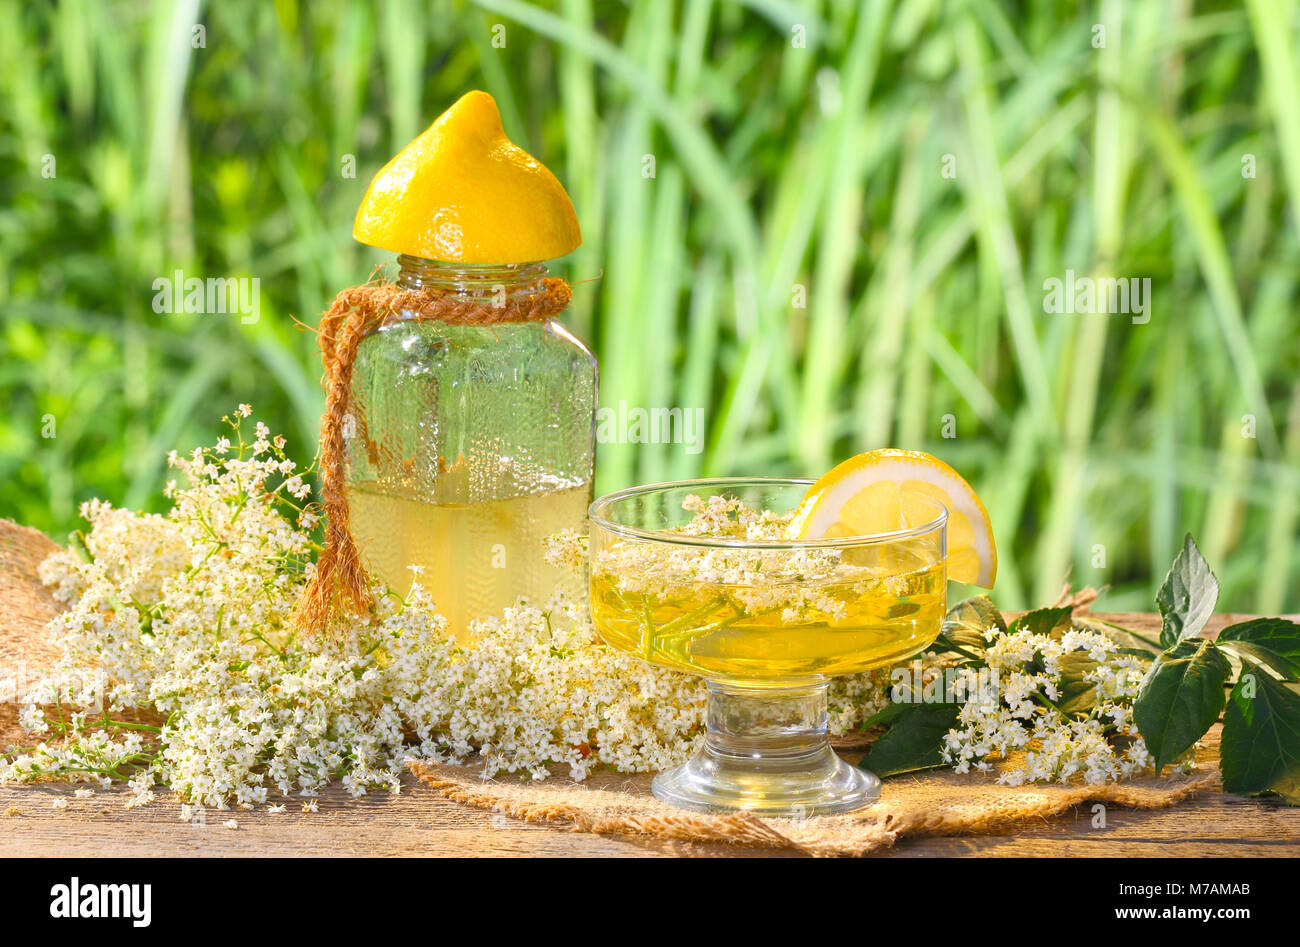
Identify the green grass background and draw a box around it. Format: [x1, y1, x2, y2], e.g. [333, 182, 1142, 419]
[2, 0, 1298, 614]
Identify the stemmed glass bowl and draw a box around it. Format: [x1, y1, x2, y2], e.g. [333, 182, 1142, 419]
[588, 478, 948, 817]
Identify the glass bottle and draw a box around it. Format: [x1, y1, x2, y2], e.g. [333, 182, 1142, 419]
[343, 255, 596, 639]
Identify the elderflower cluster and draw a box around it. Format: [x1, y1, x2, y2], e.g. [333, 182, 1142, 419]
[1, 408, 888, 808]
[941, 620, 1177, 785]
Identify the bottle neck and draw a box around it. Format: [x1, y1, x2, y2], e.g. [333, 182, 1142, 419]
[395, 255, 549, 304]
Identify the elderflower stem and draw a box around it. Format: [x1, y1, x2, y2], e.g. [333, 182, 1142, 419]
[640, 596, 657, 661]
[654, 594, 730, 636]
[97, 717, 162, 733]
[931, 634, 985, 664]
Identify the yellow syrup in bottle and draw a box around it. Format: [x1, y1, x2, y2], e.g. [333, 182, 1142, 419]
[350, 480, 589, 641]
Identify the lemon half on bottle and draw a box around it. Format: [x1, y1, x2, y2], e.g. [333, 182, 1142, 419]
[352, 90, 581, 263]
[789, 448, 997, 588]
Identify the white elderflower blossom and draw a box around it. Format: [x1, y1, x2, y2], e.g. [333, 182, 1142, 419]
[941, 619, 1186, 786]
[0, 408, 894, 808]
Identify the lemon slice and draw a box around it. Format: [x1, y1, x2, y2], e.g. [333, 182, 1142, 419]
[353, 90, 581, 263]
[790, 448, 997, 588]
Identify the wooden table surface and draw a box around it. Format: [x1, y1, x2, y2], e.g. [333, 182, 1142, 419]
[3, 611, 1300, 858]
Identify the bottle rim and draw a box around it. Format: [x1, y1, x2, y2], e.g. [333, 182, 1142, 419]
[394, 255, 549, 298]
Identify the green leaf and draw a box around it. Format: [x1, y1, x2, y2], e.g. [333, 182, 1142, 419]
[1155, 533, 1220, 649]
[859, 701, 962, 778]
[1134, 639, 1229, 772]
[1054, 652, 1100, 715]
[930, 594, 1005, 663]
[1009, 606, 1074, 639]
[1217, 618, 1300, 682]
[1221, 670, 1300, 804]
[861, 700, 909, 728]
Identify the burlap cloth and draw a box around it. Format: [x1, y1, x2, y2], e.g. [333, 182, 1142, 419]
[0, 518, 1216, 856]
[407, 751, 1216, 857]
[0, 519, 62, 749]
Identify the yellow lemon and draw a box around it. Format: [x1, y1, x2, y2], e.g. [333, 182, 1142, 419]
[790, 448, 998, 588]
[353, 90, 581, 263]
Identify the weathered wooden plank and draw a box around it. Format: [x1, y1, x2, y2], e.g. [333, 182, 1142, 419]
[0, 781, 785, 858]
[884, 838, 1300, 857]
[5, 769, 1298, 857]
[886, 793, 1300, 856]
[5, 755, 1299, 858]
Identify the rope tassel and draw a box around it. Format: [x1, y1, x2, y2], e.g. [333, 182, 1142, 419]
[295, 274, 573, 634]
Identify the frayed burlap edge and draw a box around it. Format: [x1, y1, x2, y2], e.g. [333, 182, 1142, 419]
[406, 760, 1218, 857]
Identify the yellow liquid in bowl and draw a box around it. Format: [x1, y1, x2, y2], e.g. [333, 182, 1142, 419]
[590, 558, 946, 681]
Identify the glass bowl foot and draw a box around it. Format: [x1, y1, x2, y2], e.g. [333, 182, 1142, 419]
[651, 679, 881, 818]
